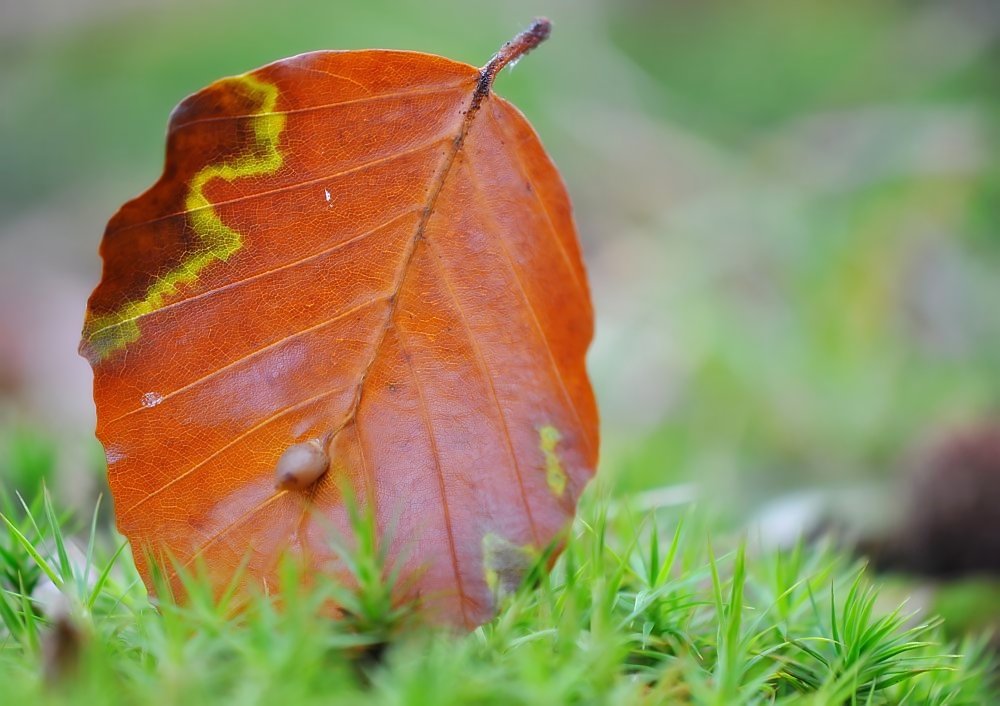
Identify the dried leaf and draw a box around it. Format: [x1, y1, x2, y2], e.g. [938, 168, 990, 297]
[81, 20, 598, 627]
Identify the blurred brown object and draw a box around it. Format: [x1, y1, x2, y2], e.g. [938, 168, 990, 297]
[41, 611, 86, 684]
[867, 420, 1000, 577]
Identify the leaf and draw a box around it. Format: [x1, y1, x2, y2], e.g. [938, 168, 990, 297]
[80, 19, 598, 627]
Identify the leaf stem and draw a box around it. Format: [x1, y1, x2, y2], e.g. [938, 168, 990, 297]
[473, 18, 551, 109]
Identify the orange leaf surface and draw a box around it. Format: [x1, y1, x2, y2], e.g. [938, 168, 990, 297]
[80, 20, 598, 627]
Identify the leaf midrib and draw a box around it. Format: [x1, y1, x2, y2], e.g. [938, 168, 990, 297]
[302, 68, 499, 622]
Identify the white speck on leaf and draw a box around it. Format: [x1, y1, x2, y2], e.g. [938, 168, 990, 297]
[141, 392, 163, 408]
[324, 188, 332, 204]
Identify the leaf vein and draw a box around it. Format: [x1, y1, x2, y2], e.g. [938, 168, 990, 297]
[169, 83, 464, 131]
[86, 207, 421, 341]
[486, 103, 589, 301]
[424, 238, 541, 545]
[395, 321, 471, 624]
[108, 295, 388, 425]
[119, 381, 351, 518]
[460, 155, 595, 464]
[108, 136, 450, 238]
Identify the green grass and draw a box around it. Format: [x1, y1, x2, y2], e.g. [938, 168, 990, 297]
[0, 481, 995, 705]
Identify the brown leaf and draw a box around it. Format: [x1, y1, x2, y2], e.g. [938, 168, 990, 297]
[80, 19, 598, 627]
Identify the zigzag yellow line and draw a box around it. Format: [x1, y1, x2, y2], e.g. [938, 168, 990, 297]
[82, 73, 285, 361]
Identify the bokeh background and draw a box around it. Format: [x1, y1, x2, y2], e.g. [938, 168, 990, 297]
[1, 0, 998, 581]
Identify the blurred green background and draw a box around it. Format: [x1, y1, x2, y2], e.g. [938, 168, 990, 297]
[1, 0, 998, 528]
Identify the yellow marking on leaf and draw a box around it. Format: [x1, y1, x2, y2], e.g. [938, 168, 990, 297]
[481, 532, 536, 600]
[82, 74, 285, 361]
[539, 424, 566, 497]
